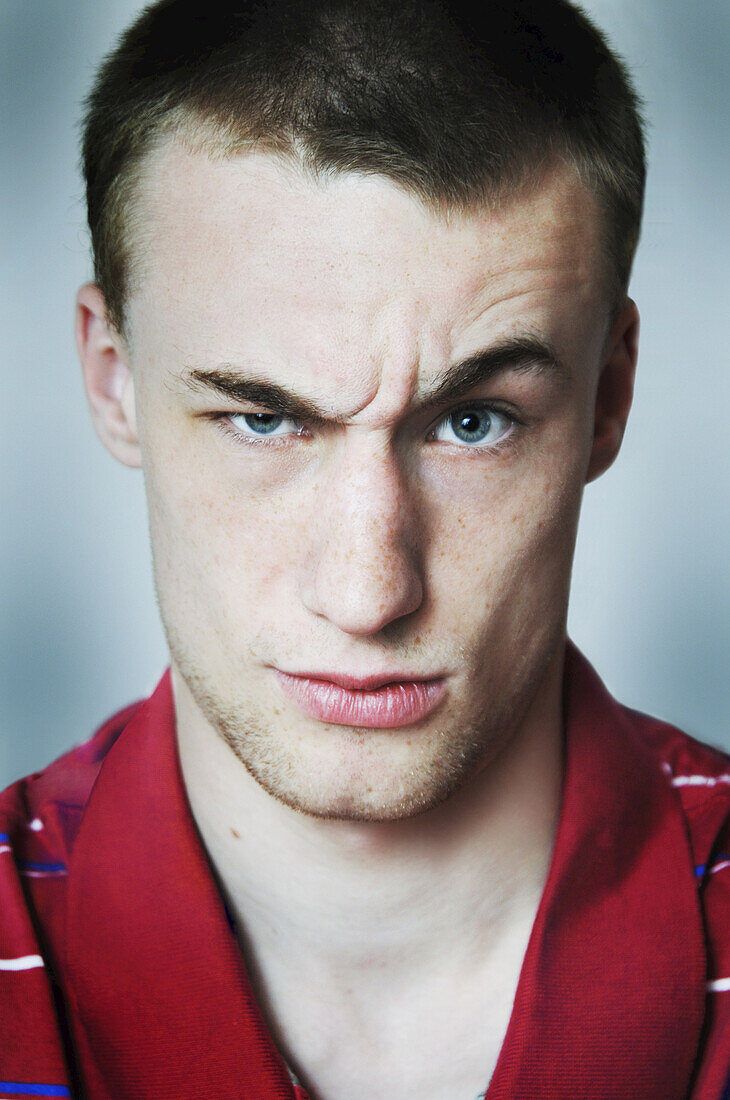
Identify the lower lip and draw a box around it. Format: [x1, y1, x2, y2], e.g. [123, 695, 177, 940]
[274, 672, 446, 729]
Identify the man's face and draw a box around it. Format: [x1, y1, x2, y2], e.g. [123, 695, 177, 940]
[111, 144, 625, 820]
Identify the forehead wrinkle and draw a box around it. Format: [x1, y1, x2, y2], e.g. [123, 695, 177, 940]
[454, 263, 596, 336]
[341, 323, 427, 429]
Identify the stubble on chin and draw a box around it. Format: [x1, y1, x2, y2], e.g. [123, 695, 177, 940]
[168, 641, 542, 823]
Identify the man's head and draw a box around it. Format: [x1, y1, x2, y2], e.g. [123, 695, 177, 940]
[77, 0, 643, 822]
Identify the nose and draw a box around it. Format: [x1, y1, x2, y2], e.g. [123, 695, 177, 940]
[300, 438, 424, 635]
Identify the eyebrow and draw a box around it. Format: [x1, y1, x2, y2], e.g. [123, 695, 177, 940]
[427, 336, 567, 406]
[180, 335, 567, 422]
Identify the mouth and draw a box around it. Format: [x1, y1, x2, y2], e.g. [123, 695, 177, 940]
[273, 670, 447, 729]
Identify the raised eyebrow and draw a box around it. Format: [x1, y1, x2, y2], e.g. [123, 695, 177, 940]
[181, 368, 332, 422]
[422, 336, 568, 408]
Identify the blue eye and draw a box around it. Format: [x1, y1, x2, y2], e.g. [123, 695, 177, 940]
[433, 405, 512, 448]
[228, 412, 297, 438]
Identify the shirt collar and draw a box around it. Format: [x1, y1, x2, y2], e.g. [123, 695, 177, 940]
[485, 644, 706, 1097]
[64, 645, 706, 1098]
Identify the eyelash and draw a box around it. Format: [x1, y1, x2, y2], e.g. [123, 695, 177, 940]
[211, 401, 524, 454]
[214, 415, 310, 449]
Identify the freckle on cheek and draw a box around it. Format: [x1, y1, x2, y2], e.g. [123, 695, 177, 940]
[230, 828, 241, 839]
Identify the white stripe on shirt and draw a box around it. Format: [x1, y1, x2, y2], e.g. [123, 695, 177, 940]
[671, 774, 730, 788]
[0, 954, 45, 971]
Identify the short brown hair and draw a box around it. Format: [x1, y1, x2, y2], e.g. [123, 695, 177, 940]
[82, 0, 646, 336]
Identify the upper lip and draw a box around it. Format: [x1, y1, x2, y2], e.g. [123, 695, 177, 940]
[275, 669, 444, 691]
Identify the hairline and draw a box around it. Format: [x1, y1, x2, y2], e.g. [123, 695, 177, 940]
[111, 107, 625, 346]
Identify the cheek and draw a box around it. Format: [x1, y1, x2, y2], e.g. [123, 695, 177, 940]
[424, 444, 584, 632]
[142, 433, 306, 644]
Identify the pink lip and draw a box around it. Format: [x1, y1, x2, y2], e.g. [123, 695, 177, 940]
[274, 670, 447, 728]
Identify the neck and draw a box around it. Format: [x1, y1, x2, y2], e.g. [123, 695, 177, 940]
[174, 650, 564, 984]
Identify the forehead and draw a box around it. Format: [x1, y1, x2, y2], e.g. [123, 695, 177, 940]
[126, 141, 607, 400]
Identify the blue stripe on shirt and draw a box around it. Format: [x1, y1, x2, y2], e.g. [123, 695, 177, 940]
[0, 1085, 71, 1097]
[696, 852, 730, 878]
[16, 861, 67, 873]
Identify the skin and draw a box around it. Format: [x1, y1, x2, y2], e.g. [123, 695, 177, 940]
[76, 142, 638, 1099]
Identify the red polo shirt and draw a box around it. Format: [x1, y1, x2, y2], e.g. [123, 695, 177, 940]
[0, 646, 728, 1098]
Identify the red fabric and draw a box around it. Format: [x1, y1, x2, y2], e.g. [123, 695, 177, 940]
[0, 645, 728, 1098]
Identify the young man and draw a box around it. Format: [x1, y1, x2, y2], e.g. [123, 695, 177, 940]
[1, 1, 727, 1097]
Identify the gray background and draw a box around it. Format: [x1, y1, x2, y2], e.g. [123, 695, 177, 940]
[1, 0, 728, 785]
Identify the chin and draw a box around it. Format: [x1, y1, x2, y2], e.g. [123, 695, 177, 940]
[245, 768, 457, 822]
[221, 717, 495, 823]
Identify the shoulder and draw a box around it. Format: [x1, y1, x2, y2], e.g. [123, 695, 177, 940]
[567, 645, 730, 868]
[636, 716, 730, 1094]
[625, 707, 730, 999]
[0, 697, 146, 1089]
[626, 706, 730, 868]
[0, 697, 143, 876]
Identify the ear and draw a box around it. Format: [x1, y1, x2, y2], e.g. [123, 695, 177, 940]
[585, 298, 639, 483]
[75, 283, 141, 468]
